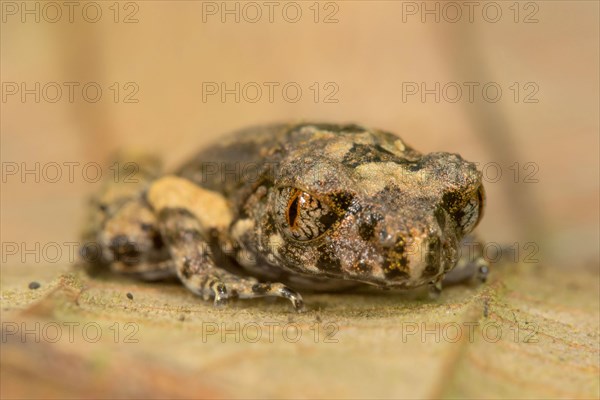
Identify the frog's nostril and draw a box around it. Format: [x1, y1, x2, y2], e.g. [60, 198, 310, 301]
[358, 212, 384, 242]
[377, 225, 409, 249]
[378, 228, 396, 248]
[375, 226, 396, 248]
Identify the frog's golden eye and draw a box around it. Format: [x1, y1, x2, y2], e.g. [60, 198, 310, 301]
[275, 187, 338, 241]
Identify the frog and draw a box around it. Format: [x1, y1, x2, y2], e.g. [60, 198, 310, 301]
[80, 123, 488, 312]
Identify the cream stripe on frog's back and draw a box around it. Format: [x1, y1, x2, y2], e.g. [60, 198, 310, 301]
[148, 176, 232, 231]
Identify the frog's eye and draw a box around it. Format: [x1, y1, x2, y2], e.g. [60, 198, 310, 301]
[442, 185, 485, 234]
[459, 186, 485, 234]
[275, 187, 338, 241]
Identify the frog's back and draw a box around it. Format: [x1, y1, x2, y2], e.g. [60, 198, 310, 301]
[175, 124, 291, 199]
[175, 122, 421, 209]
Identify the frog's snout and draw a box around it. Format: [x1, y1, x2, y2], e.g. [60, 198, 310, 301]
[373, 217, 459, 283]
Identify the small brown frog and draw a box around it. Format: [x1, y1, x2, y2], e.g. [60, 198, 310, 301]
[80, 123, 488, 311]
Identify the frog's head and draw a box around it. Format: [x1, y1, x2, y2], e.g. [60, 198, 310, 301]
[260, 124, 485, 288]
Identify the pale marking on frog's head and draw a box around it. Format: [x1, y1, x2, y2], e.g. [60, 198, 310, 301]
[353, 161, 427, 196]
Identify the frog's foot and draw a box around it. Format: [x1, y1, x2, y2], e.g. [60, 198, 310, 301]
[443, 255, 489, 286]
[443, 235, 490, 286]
[190, 273, 305, 311]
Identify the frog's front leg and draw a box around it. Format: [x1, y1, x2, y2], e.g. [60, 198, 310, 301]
[156, 208, 305, 311]
[148, 176, 305, 311]
[427, 236, 488, 298]
[443, 235, 489, 286]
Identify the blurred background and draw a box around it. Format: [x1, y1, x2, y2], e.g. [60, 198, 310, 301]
[2, 1, 597, 269]
[1, 1, 599, 398]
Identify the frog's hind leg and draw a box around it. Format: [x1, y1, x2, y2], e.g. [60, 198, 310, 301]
[110, 259, 177, 281]
[148, 176, 305, 311]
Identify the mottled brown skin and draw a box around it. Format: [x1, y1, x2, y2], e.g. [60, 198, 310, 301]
[80, 123, 487, 311]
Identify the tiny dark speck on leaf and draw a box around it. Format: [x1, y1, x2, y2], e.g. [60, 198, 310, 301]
[28, 281, 40, 290]
[126, 292, 134, 300]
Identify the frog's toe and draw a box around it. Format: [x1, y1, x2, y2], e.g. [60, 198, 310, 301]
[477, 262, 489, 283]
[250, 282, 305, 312]
[210, 280, 229, 307]
[279, 286, 305, 312]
